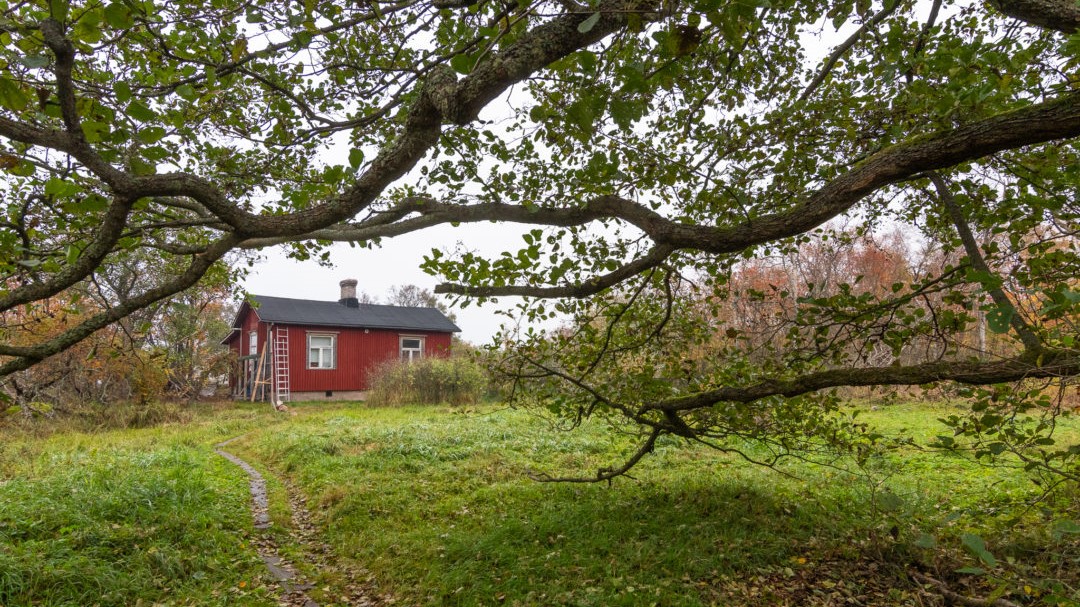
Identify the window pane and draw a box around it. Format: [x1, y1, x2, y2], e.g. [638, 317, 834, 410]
[307, 335, 335, 368]
[402, 338, 421, 349]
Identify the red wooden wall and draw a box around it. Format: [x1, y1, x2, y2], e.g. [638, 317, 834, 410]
[274, 323, 452, 392]
[224, 303, 263, 357]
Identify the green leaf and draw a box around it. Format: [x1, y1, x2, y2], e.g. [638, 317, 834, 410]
[129, 156, 156, 175]
[71, 9, 104, 43]
[136, 126, 166, 144]
[986, 306, 1014, 334]
[19, 55, 50, 69]
[0, 77, 29, 111]
[44, 178, 83, 198]
[577, 51, 597, 73]
[81, 120, 110, 143]
[349, 148, 365, 169]
[8, 160, 35, 176]
[113, 81, 132, 103]
[566, 99, 595, 133]
[230, 38, 247, 62]
[960, 533, 997, 567]
[50, 0, 70, 20]
[126, 100, 157, 122]
[104, 2, 135, 29]
[913, 533, 937, 549]
[876, 491, 903, 512]
[79, 194, 109, 212]
[449, 53, 476, 74]
[609, 98, 636, 130]
[577, 12, 601, 34]
[1052, 520, 1080, 538]
[175, 84, 196, 100]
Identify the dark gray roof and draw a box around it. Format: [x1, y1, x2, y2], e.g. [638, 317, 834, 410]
[247, 295, 460, 333]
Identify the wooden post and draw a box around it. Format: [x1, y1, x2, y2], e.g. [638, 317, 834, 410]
[250, 347, 268, 402]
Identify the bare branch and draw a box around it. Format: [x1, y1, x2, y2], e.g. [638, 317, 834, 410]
[436, 244, 676, 298]
[910, 572, 1022, 607]
[800, 0, 902, 101]
[928, 171, 1043, 353]
[528, 426, 661, 483]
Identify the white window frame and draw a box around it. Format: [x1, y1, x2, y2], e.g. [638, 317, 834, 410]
[400, 335, 425, 362]
[248, 330, 257, 356]
[307, 333, 337, 369]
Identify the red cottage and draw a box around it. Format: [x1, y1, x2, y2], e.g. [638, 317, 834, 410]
[222, 279, 460, 402]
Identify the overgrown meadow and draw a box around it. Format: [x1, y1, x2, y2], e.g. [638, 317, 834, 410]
[1, 400, 1078, 606]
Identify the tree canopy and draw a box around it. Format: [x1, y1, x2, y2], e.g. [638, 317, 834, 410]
[2, 0, 1080, 474]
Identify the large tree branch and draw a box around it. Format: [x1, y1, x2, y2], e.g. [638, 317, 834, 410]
[7, 1, 659, 240]
[645, 350, 1077, 413]
[0, 1, 661, 377]
[231, 90, 1080, 302]
[0, 194, 135, 312]
[988, 0, 1080, 33]
[675, 92, 1080, 253]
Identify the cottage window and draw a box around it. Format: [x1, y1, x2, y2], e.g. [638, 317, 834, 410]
[400, 336, 424, 362]
[308, 334, 336, 369]
[248, 331, 257, 356]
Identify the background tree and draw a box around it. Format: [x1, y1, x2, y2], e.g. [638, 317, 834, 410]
[148, 284, 235, 401]
[385, 284, 441, 309]
[385, 283, 457, 322]
[1, 264, 234, 407]
[1, 0, 1079, 475]
[0, 288, 166, 407]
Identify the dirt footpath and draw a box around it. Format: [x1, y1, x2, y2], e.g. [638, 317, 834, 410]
[215, 437, 387, 607]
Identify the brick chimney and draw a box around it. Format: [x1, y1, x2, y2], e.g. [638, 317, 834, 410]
[339, 278, 359, 308]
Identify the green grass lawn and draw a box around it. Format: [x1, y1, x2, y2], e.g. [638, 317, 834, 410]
[0, 403, 285, 606]
[2, 400, 1079, 606]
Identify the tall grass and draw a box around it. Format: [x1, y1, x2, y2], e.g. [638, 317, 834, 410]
[0, 404, 283, 606]
[0, 399, 195, 437]
[366, 356, 487, 406]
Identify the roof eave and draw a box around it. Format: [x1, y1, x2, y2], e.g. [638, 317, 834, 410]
[255, 319, 460, 333]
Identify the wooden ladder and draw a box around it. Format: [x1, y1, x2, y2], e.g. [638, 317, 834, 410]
[273, 327, 290, 404]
